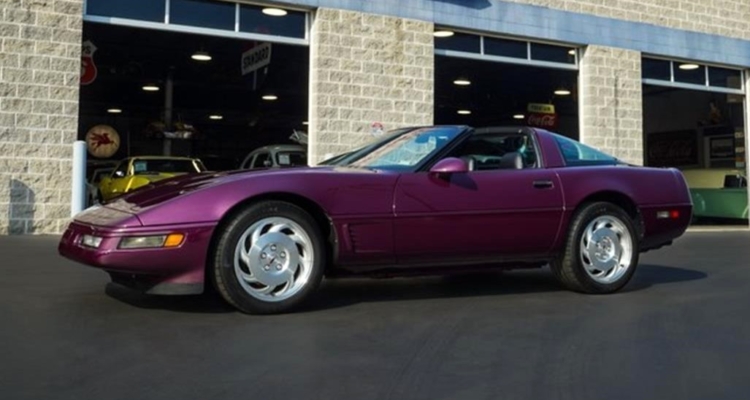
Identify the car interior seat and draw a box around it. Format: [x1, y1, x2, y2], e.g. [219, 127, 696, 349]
[499, 152, 523, 169]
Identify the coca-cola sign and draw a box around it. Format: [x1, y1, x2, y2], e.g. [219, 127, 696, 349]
[527, 113, 558, 129]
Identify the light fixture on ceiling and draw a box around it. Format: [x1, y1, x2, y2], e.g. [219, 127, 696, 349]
[433, 30, 455, 38]
[191, 50, 212, 61]
[453, 78, 471, 86]
[209, 115, 223, 120]
[568, 49, 576, 55]
[457, 110, 471, 115]
[513, 114, 525, 120]
[302, 121, 309, 125]
[107, 108, 122, 114]
[554, 87, 571, 96]
[262, 94, 278, 101]
[262, 7, 288, 16]
[679, 63, 700, 70]
[142, 84, 160, 92]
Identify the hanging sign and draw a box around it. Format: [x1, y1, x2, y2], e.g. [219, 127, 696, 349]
[242, 42, 272, 76]
[80, 40, 98, 86]
[527, 103, 558, 129]
[85, 124, 120, 158]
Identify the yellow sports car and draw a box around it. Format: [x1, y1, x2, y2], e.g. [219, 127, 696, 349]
[98, 156, 206, 202]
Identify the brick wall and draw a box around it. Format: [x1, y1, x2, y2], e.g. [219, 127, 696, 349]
[505, 0, 750, 41]
[0, 0, 83, 234]
[579, 45, 643, 165]
[308, 8, 434, 163]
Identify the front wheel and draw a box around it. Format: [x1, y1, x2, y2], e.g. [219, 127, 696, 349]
[211, 201, 325, 314]
[551, 202, 639, 294]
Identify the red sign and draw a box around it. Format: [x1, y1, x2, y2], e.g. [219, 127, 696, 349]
[527, 113, 558, 129]
[80, 40, 97, 86]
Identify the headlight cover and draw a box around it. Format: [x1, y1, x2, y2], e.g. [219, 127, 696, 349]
[81, 234, 103, 248]
[119, 233, 184, 249]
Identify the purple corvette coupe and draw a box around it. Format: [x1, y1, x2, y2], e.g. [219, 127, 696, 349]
[59, 126, 692, 314]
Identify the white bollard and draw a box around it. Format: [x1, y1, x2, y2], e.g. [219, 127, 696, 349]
[71, 140, 87, 217]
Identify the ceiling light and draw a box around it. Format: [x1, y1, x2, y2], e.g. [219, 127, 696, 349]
[302, 121, 309, 125]
[262, 7, 288, 16]
[262, 95, 278, 101]
[107, 108, 122, 114]
[679, 63, 700, 70]
[453, 78, 471, 86]
[554, 88, 571, 96]
[513, 114, 525, 120]
[191, 51, 212, 61]
[568, 49, 576, 55]
[433, 30, 455, 38]
[209, 115, 223, 120]
[457, 110, 471, 115]
[142, 84, 160, 92]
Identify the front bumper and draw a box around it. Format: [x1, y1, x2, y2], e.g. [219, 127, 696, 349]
[59, 221, 216, 294]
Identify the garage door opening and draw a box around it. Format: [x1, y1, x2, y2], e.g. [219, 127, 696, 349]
[78, 1, 311, 206]
[642, 57, 747, 226]
[434, 30, 579, 140]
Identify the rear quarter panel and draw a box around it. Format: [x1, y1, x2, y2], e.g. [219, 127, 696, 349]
[553, 165, 692, 251]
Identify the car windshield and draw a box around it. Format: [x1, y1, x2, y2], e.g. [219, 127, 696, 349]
[335, 126, 465, 171]
[132, 159, 202, 174]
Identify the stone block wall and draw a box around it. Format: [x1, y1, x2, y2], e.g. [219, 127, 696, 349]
[0, 0, 83, 234]
[308, 8, 434, 164]
[505, 0, 750, 40]
[579, 45, 643, 165]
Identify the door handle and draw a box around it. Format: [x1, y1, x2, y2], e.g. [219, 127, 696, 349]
[533, 180, 554, 189]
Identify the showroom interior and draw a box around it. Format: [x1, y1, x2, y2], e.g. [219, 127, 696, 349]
[80, 0, 747, 225]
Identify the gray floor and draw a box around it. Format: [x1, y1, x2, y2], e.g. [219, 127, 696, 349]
[1, 232, 749, 400]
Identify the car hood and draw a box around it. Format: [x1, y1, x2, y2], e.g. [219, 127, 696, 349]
[109, 166, 378, 211]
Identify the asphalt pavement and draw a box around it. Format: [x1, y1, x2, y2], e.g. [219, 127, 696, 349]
[1, 231, 749, 400]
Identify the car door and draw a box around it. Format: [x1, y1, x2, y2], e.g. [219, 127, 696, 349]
[392, 130, 564, 266]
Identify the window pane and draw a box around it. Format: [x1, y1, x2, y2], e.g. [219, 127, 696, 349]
[530, 43, 575, 64]
[642, 58, 671, 80]
[435, 32, 480, 53]
[484, 37, 526, 59]
[553, 134, 618, 166]
[674, 63, 706, 85]
[240, 5, 306, 38]
[86, 0, 165, 22]
[709, 67, 742, 89]
[170, 0, 235, 30]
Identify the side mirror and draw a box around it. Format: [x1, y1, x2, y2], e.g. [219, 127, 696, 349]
[429, 157, 469, 175]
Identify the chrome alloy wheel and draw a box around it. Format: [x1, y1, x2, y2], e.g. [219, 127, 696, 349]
[579, 215, 634, 284]
[233, 217, 314, 302]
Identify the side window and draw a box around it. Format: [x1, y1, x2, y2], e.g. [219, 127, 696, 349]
[553, 134, 618, 166]
[450, 132, 538, 171]
[253, 153, 271, 168]
[112, 160, 129, 177]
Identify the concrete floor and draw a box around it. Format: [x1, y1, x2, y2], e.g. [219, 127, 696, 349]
[1, 232, 749, 400]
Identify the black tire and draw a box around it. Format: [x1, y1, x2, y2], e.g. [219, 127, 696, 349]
[211, 201, 326, 314]
[550, 202, 639, 294]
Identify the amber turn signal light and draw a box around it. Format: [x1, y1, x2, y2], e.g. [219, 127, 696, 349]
[164, 233, 185, 248]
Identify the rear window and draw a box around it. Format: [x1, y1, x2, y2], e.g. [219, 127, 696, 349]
[553, 134, 620, 166]
[276, 151, 307, 166]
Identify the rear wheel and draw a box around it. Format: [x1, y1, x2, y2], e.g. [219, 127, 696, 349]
[551, 202, 639, 293]
[211, 201, 325, 314]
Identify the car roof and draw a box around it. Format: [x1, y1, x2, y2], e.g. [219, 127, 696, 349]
[250, 144, 306, 152]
